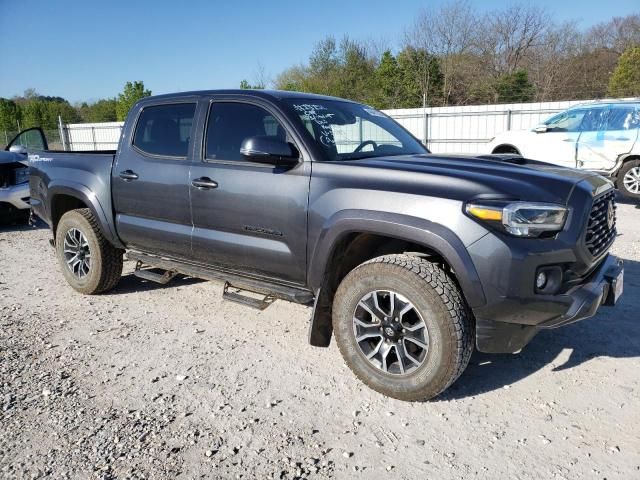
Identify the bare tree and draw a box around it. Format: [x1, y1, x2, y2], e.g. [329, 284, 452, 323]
[405, 0, 478, 105]
[481, 4, 550, 75]
[585, 14, 640, 54]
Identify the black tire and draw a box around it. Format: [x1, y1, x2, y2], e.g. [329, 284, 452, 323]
[55, 208, 123, 294]
[617, 160, 640, 200]
[332, 254, 474, 401]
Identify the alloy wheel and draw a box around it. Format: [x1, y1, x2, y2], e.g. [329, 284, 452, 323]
[352, 290, 429, 376]
[623, 167, 640, 195]
[63, 228, 91, 279]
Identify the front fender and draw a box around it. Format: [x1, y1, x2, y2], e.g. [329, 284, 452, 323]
[307, 209, 487, 308]
[47, 182, 123, 248]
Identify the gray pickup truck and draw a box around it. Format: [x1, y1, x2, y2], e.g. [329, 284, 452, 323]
[26, 90, 623, 401]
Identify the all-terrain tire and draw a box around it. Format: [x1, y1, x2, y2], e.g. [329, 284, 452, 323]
[617, 160, 640, 200]
[55, 208, 123, 294]
[332, 254, 474, 401]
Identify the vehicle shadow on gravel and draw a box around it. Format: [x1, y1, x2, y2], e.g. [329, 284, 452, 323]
[615, 193, 640, 209]
[440, 258, 640, 401]
[0, 218, 47, 233]
[107, 272, 205, 295]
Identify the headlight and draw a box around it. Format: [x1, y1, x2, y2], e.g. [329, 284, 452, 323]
[13, 167, 29, 185]
[466, 202, 568, 237]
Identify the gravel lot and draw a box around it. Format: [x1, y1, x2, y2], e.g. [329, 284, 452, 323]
[1, 199, 639, 480]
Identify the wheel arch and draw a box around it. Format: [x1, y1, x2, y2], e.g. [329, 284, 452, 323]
[307, 211, 486, 347]
[48, 183, 123, 248]
[492, 144, 521, 155]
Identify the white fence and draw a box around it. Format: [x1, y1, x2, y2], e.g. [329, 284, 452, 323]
[62, 99, 593, 154]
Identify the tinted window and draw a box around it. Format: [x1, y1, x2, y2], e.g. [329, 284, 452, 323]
[606, 106, 639, 131]
[206, 103, 286, 161]
[133, 103, 196, 157]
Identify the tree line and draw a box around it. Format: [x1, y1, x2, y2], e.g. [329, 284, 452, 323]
[246, 3, 639, 109]
[2, 3, 639, 136]
[0, 81, 151, 133]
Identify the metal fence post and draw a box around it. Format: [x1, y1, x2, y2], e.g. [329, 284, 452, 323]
[423, 109, 429, 148]
[58, 116, 67, 151]
[506, 109, 512, 131]
[91, 126, 97, 150]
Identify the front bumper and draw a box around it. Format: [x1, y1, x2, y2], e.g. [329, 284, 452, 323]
[473, 254, 623, 353]
[0, 183, 30, 211]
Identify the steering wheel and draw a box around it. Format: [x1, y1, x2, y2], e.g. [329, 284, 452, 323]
[353, 140, 378, 153]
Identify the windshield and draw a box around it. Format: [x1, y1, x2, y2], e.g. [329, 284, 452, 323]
[284, 98, 427, 161]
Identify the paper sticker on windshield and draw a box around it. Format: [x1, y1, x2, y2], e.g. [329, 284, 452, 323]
[364, 107, 385, 117]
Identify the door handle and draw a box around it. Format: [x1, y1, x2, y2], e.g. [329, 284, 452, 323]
[191, 177, 218, 189]
[119, 170, 139, 181]
[562, 138, 574, 142]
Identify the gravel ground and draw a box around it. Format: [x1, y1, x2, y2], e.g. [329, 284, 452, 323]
[1, 200, 639, 480]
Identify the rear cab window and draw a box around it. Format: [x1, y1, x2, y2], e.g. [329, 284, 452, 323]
[133, 103, 196, 157]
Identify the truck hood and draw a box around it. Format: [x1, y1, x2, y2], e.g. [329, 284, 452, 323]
[0, 150, 28, 166]
[345, 153, 607, 204]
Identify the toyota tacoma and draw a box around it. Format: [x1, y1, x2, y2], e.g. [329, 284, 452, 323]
[27, 90, 624, 401]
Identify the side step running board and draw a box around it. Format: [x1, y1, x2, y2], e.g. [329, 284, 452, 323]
[126, 251, 315, 306]
[223, 282, 276, 310]
[133, 261, 176, 284]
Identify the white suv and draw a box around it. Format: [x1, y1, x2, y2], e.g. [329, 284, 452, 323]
[486, 101, 640, 199]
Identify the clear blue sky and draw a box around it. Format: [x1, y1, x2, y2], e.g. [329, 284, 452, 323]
[1, 0, 638, 103]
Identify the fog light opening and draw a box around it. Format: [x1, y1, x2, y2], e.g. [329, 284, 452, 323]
[536, 271, 548, 290]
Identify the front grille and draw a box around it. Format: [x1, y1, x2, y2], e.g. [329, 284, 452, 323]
[585, 189, 617, 257]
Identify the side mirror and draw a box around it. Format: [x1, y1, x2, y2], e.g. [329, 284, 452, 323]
[240, 136, 299, 166]
[534, 125, 548, 133]
[9, 145, 28, 155]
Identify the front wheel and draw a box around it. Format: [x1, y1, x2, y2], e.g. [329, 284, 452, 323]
[55, 208, 123, 294]
[617, 160, 640, 200]
[332, 254, 474, 401]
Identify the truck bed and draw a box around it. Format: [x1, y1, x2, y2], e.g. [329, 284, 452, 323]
[29, 150, 117, 237]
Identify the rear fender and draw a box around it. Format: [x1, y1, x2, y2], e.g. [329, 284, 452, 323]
[47, 182, 123, 248]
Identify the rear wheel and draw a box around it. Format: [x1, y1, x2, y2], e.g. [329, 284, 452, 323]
[618, 160, 640, 200]
[332, 254, 474, 401]
[55, 208, 123, 294]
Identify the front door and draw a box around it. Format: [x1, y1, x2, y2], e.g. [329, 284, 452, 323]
[578, 104, 640, 171]
[525, 108, 587, 168]
[112, 102, 196, 259]
[189, 99, 310, 284]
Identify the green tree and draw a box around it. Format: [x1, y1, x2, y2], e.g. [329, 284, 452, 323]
[608, 46, 640, 97]
[495, 70, 535, 103]
[116, 81, 151, 121]
[79, 99, 117, 122]
[0, 98, 20, 131]
[396, 47, 443, 107]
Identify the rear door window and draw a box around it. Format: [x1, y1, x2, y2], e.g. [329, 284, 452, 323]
[606, 105, 639, 131]
[133, 103, 196, 157]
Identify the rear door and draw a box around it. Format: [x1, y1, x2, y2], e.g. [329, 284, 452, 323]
[112, 101, 196, 258]
[189, 98, 310, 284]
[577, 104, 640, 171]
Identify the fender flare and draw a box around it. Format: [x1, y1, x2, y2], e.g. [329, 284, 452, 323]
[47, 182, 124, 249]
[308, 210, 486, 308]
